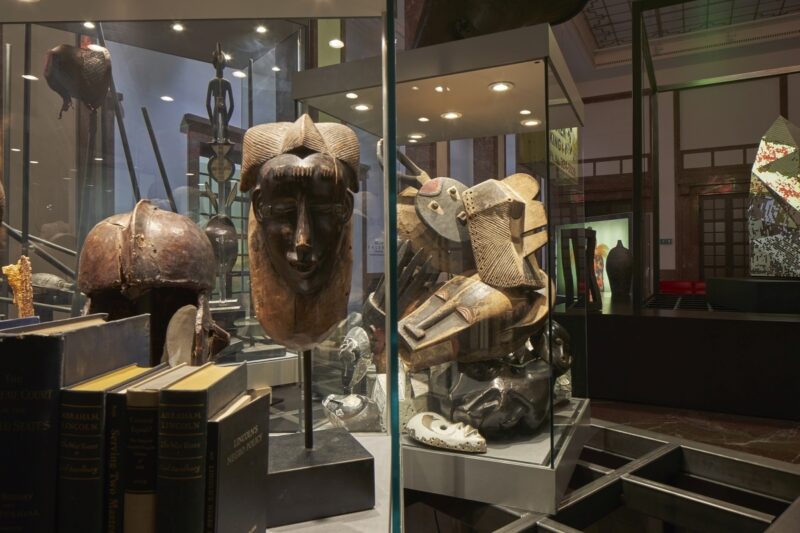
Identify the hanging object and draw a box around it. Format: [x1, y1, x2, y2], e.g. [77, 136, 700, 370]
[44, 44, 111, 118]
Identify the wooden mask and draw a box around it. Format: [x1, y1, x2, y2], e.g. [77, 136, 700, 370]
[240, 115, 359, 350]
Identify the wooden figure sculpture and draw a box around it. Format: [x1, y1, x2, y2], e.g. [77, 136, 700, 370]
[3, 256, 34, 318]
[240, 114, 359, 350]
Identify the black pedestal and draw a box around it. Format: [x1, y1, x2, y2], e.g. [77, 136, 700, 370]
[265, 428, 375, 527]
[707, 277, 800, 313]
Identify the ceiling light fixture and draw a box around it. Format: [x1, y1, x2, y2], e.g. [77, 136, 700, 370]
[83, 21, 95, 29]
[21, 74, 38, 81]
[434, 86, 444, 93]
[409, 133, 426, 140]
[171, 22, 184, 32]
[329, 38, 345, 49]
[256, 25, 267, 34]
[94, 157, 103, 161]
[233, 70, 247, 78]
[223, 53, 232, 61]
[272, 66, 281, 72]
[408, 139, 418, 143]
[521, 118, 541, 127]
[412, 86, 419, 91]
[441, 111, 462, 120]
[519, 109, 532, 115]
[30, 160, 39, 164]
[489, 81, 514, 92]
[160, 95, 174, 102]
[352, 103, 372, 112]
[345, 92, 359, 99]
[417, 117, 429, 122]
[11, 148, 20, 152]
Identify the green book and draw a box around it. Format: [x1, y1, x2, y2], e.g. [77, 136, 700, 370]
[57, 364, 164, 533]
[123, 363, 206, 533]
[157, 363, 247, 533]
[103, 363, 169, 533]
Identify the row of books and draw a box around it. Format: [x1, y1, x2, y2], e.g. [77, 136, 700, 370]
[0, 314, 269, 533]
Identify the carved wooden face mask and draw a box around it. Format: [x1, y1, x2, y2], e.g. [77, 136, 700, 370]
[241, 114, 360, 349]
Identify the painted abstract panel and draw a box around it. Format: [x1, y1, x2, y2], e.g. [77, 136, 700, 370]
[748, 117, 800, 277]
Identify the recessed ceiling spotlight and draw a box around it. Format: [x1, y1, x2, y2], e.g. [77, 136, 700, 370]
[171, 22, 184, 32]
[489, 81, 514, 92]
[232, 70, 247, 78]
[434, 86, 444, 93]
[352, 103, 372, 112]
[441, 111, 462, 120]
[83, 21, 95, 29]
[412, 86, 419, 91]
[160, 95, 174, 102]
[223, 53, 232, 61]
[345, 92, 359, 99]
[329, 38, 345, 49]
[272, 66, 281, 72]
[94, 157, 103, 161]
[409, 133, 426, 140]
[30, 160, 39, 164]
[11, 148, 20, 152]
[417, 117, 429, 122]
[519, 109, 532, 115]
[186, 172, 195, 176]
[521, 118, 541, 127]
[21, 74, 38, 81]
[408, 139, 418, 143]
[256, 25, 267, 34]
[87, 44, 106, 52]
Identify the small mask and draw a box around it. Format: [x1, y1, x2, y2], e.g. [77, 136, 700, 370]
[406, 411, 486, 453]
[322, 394, 383, 432]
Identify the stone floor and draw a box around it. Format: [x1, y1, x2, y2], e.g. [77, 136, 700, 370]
[592, 400, 800, 464]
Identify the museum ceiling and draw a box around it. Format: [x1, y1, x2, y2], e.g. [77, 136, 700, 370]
[583, 0, 800, 49]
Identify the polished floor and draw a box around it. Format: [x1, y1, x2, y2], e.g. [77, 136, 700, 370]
[592, 400, 800, 465]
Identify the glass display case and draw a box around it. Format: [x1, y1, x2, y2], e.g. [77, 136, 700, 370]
[296, 22, 589, 520]
[0, 0, 396, 530]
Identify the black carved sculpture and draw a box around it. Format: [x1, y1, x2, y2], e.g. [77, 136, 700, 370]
[206, 42, 234, 143]
[606, 240, 633, 299]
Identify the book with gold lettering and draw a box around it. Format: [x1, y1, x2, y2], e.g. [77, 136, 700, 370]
[57, 363, 167, 533]
[156, 363, 247, 533]
[123, 363, 207, 533]
[0, 314, 149, 533]
[204, 388, 270, 533]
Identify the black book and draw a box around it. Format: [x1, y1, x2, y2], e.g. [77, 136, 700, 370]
[157, 363, 247, 533]
[123, 363, 206, 533]
[205, 388, 271, 533]
[57, 364, 165, 533]
[0, 314, 150, 533]
[103, 364, 169, 533]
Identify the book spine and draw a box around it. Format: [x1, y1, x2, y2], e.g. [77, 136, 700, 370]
[157, 390, 208, 533]
[104, 393, 127, 533]
[58, 390, 106, 533]
[204, 421, 220, 533]
[0, 337, 61, 533]
[124, 402, 159, 533]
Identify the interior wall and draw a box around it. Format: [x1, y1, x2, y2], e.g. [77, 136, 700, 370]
[580, 73, 798, 276]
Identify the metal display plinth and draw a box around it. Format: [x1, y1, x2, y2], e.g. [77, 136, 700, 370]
[402, 399, 591, 514]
